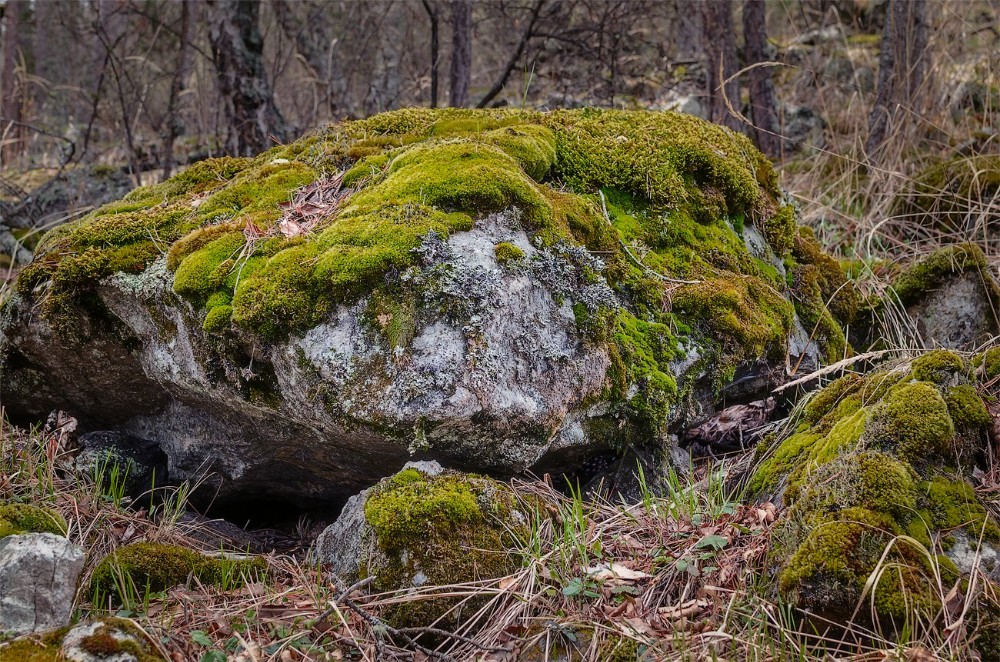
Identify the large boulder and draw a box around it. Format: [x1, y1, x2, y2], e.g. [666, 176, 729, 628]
[0, 532, 85, 636]
[0, 108, 854, 506]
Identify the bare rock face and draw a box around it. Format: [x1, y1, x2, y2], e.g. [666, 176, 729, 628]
[1, 108, 847, 506]
[0, 533, 85, 636]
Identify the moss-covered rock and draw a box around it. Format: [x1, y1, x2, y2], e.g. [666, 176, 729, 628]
[894, 155, 1000, 234]
[0, 503, 67, 539]
[314, 462, 528, 629]
[886, 244, 1000, 349]
[751, 353, 997, 626]
[90, 542, 265, 604]
[1, 108, 852, 503]
[0, 619, 165, 662]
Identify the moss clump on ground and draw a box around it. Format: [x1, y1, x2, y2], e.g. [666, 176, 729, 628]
[0, 502, 67, 538]
[894, 154, 1000, 233]
[0, 619, 164, 662]
[910, 349, 965, 384]
[90, 542, 266, 603]
[361, 466, 528, 629]
[752, 354, 997, 625]
[0, 628, 68, 662]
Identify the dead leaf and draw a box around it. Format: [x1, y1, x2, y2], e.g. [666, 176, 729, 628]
[658, 599, 710, 621]
[585, 562, 651, 581]
[683, 398, 776, 451]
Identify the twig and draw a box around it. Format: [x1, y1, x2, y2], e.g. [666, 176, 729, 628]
[330, 575, 454, 661]
[598, 191, 701, 285]
[772, 349, 901, 393]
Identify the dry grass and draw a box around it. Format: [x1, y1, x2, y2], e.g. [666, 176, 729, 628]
[770, 1, 999, 270]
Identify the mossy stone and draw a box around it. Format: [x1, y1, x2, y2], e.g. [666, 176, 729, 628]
[0, 502, 67, 538]
[361, 467, 528, 629]
[755, 353, 1000, 627]
[866, 382, 955, 462]
[910, 349, 965, 384]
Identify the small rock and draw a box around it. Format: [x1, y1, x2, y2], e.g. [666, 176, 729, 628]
[61, 619, 162, 662]
[0, 533, 85, 636]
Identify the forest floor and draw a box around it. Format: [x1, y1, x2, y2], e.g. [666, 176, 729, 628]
[4, 407, 998, 662]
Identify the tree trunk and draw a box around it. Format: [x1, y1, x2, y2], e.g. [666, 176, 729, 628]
[701, 0, 741, 132]
[743, 0, 780, 157]
[866, 0, 929, 158]
[674, 0, 702, 62]
[207, 0, 286, 156]
[449, 0, 472, 107]
[273, 0, 343, 116]
[1, 0, 23, 165]
[162, 0, 193, 179]
[422, 0, 440, 108]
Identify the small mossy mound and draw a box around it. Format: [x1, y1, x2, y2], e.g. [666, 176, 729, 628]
[0, 628, 68, 662]
[0, 619, 163, 662]
[493, 241, 525, 265]
[752, 354, 996, 625]
[910, 349, 965, 384]
[90, 542, 266, 604]
[0, 502, 67, 538]
[360, 466, 529, 629]
[894, 154, 1000, 233]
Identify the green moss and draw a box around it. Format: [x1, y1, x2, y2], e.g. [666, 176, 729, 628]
[672, 275, 793, 369]
[764, 204, 796, 257]
[362, 468, 527, 628]
[945, 384, 991, 428]
[493, 241, 525, 265]
[760, 352, 1000, 627]
[172, 231, 246, 300]
[981, 347, 1000, 380]
[0, 619, 163, 662]
[911, 350, 965, 384]
[0, 502, 67, 538]
[21, 108, 796, 349]
[791, 227, 860, 327]
[794, 451, 919, 519]
[802, 373, 864, 424]
[891, 243, 997, 307]
[608, 311, 679, 430]
[0, 628, 67, 662]
[866, 382, 956, 463]
[779, 507, 897, 613]
[91, 542, 265, 603]
[917, 475, 1000, 540]
[202, 305, 233, 333]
